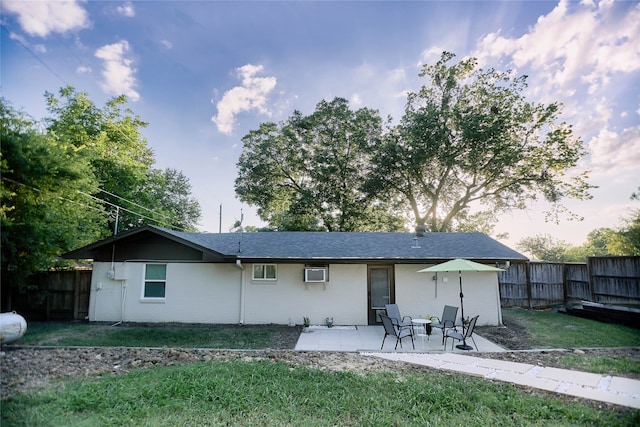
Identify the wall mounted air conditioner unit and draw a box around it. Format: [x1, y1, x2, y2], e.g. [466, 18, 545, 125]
[304, 267, 327, 283]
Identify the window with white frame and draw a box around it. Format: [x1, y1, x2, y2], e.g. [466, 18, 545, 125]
[143, 264, 167, 299]
[252, 264, 277, 281]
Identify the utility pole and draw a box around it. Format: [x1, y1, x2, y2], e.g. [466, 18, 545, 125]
[219, 204, 222, 233]
[113, 206, 120, 236]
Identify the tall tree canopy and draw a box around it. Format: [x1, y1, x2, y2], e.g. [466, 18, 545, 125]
[366, 52, 593, 232]
[1, 98, 107, 291]
[1, 88, 201, 304]
[237, 53, 592, 233]
[43, 86, 201, 232]
[235, 97, 404, 231]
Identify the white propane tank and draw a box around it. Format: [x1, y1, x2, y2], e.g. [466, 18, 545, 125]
[0, 311, 28, 344]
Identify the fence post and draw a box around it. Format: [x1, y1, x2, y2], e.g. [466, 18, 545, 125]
[45, 276, 51, 321]
[526, 262, 532, 309]
[587, 257, 595, 302]
[562, 263, 568, 306]
[73, 270, 81, 320]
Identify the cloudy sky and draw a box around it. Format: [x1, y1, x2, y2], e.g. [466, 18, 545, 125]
[1, 0, 638, 251]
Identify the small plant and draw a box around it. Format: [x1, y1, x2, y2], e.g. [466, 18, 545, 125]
[303, 316, 310, 328]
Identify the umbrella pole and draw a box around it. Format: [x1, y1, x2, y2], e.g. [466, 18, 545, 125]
[456, 270, 473, 350]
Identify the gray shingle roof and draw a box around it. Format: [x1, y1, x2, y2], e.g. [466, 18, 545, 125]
[153, 226, 527, 262]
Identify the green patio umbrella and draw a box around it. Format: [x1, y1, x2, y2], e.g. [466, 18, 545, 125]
[418, 259, 505, 349]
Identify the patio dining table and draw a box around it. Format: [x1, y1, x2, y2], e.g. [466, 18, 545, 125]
[411, 318, 432, 347]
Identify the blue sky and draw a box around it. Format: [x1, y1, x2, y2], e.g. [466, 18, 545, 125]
[2, 0, 639, 253]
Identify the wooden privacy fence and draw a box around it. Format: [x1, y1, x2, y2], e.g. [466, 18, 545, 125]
[10, 270, 91, 321]
[499, 256, 640, 308]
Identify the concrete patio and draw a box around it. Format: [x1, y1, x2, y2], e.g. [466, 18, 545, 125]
[293, 325, 640, 409]
[294, 325, 506, 353]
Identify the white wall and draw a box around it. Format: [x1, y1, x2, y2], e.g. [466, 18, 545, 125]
[89, 261, 242, 324]
[395, 265, 503, 326]
[88, 261, 368, 325]
[88, 261, 501, 326]
[242, 263, 368, 326]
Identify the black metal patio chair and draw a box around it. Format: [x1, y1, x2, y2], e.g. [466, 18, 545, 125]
[445, 315, 479, 351]
[380, 314, 415, 350]
[385, 303, 414, 333]
[431, 305, 458, 344]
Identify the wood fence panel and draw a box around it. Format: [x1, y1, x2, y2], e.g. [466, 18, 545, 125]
[74, 270, 91, 320]
[565, 264, 591, 301]
[15, 270, 92, 321]
[528, 263, 564, 307]
[589, 256, 640, 305]
[498, 264, 529, 307]
[499, 257, 640, 308]
[46, 271, 75, 320]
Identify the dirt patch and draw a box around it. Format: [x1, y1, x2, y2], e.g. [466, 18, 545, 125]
[2, 321, 639, 414]
[475, 321, 532, 349]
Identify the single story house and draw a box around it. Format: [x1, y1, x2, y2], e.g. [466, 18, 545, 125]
[63, 225, 528, 327]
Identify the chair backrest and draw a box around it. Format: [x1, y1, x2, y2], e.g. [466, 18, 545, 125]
[380, 315, 398, 337]
[441, 305, 458, 326]
[385, 304, 402, 323]
[464, 315, 479, 338]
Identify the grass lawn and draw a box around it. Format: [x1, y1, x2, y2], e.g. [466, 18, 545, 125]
[18, 322, 290, 349]
[3, 359, 638, 427]
[502, 309, 640, 349]
[3, 311, 639, 426]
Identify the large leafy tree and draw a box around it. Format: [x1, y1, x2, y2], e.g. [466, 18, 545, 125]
[608, 209, 640, 256]
[1, 99, 107, 301]
[366, 52, 593, 232]
[1, 88, 203, 308]
[516, 234, 573, 262]
[235, 97, 404, 231]
[44, 86, 155, 233]
[44, 86, 201, 232]
[134, 168, 202, 231]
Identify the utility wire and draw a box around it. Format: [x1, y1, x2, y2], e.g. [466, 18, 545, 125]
[1, 26, 68, 85]
[77, 190, 175, 229]
[5, 27, 194, 233]
[2, 176, 104, 214]
[97, 187, 173, 221]
[2, 176, 188, 231]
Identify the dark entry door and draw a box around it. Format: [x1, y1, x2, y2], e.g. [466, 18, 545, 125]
[367, 265, 394, 325]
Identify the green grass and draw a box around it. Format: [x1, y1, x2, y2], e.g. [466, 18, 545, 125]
[502, 309, 640, 348]
[19, 322, 287, 349]
[3, 359, 637, 427]
[557, 354, 640, 376]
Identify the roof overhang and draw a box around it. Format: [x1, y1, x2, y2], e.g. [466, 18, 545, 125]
[62, 225, 233, 262]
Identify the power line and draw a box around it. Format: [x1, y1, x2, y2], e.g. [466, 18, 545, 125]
[1, 26, 67, 85]
[2, 176, 104, 214]
[77, 190, 175, 229]
[5, 29, 194, 233]
[2, 176, 188, 232]
[97, 187, 173, 222]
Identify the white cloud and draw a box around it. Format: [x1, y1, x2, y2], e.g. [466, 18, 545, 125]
[94, 40, 140, 101]
[418, 46, 446, 68]
[160, 39, 173, 49]
[474, 0, 640, 93]
[588, 125, 640, 173]
[76, 65, 91, 74]
[1, 0, 90, 37]
[211, 64, 277, 135]
[7, 30, 46, 53]
[350, 94, 362, 107]
[116, 2, 135, 18]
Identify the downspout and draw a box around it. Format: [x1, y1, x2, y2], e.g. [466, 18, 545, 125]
[112, 260, 127, 327]
[109, 243, 126, 327]
[235, 259, 245, 324]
